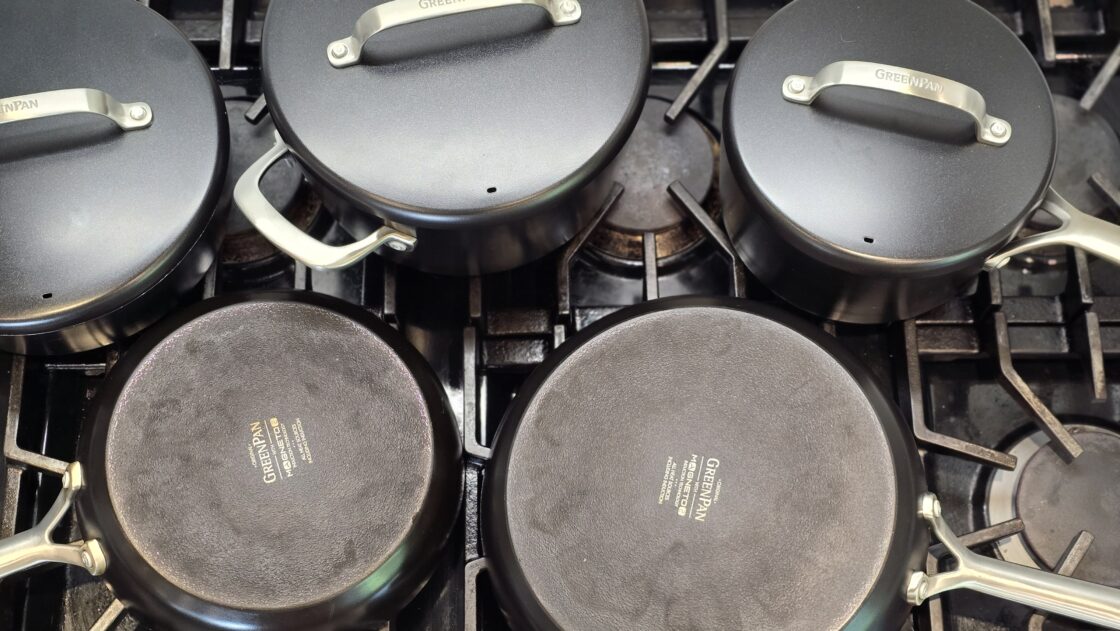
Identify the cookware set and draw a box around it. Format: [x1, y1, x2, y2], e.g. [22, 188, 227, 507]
[4, 0, 1120, 629]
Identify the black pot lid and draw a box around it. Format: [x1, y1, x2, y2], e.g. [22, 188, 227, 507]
[0, 0, 227, 337]
[261, 0, 649, 228]
[483, 298, 919, 630]
[79, 293, 462, 629]
[724, 0, 1056, 270]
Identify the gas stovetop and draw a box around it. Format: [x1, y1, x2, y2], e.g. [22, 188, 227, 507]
[3, 1, 1120, 630]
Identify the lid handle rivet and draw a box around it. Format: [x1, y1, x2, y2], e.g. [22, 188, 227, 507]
[787, 78, 807, 94]
[330, 43, 349, 60]
[128, 105, 147, 121]
[990, 121, 1008, 138]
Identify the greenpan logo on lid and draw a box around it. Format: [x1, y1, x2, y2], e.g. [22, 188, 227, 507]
[418, 0, 470, 9]
[1, 99, 39, 114]
[874, 68, 944, 94]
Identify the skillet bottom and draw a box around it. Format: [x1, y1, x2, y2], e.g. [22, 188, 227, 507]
[486, 301, 908, 630]
[99, 297, 437, 612]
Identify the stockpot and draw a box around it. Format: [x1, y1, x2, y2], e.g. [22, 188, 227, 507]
[235, 0, 650, 275]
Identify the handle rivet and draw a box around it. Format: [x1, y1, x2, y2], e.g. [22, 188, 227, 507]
[560, 0, 578, 15]
[128, 106, 147, 121]
[330, 43, 349, 60]
[990, 121, 1008, 138]
[80, 550, 93, 568]
[388, 241, 409, 252]
[787, 78, 807, 94]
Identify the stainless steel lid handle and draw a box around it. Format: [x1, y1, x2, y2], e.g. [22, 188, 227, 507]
[0, 88, 152, 131]
[234, 132, 417, 270]
[782, 61, 1011, 147]
[0, 463, 107, 581]
[328, 0, 582, 69]
[907, 494, 1120, 629]
[985, 187, 1120, 270]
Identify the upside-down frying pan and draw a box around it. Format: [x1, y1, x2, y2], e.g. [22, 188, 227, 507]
[483, 296, 1120, 629]
[0, 291, 462, 630]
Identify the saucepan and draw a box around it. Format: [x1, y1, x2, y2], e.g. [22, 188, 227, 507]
[0, 0, 228, 354]
[0, 292, 462, 630]
[720, 0, 1120, 323]
[482, 297, 1120, 629]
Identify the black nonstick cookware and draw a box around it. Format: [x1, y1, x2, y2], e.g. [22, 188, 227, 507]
[0, 0, 229, 354]
[235, 0, 650, 275]
[0, 292, 462, 630]
[720, 0, 1120, 323]
[482, 296, 1120, 630]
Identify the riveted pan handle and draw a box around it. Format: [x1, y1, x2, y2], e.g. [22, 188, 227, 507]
[985, 188, 1120, 270]
[234, 132, 417, 270]
[0, 463, 107, 581]
[782, 61, 1011, 147]
[908, 494, 1120, 629]
[327, 0, 582, 68]
[1, 89, 152, 131]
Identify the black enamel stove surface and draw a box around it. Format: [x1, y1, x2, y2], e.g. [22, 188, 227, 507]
[3, 1, 1120, 630]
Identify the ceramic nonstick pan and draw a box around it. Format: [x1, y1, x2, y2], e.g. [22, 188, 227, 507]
[482, 296, 1120, 629]
[236, 0, 650, 275]
[0, 291, 462, 630]
[721, 0, 1120, 323]
[0, 0, 228, 354]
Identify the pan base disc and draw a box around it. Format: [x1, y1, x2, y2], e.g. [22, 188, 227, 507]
[102, 299, 436, 611]
[490, 303, 905, 630]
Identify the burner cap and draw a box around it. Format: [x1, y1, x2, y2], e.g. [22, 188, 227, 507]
[485, 300, 907, 630]
[88, 294, 460, 621]
[1017, 426, 1120, 586]
[588, 97, 717, 262]
[220, 99, 319, 265]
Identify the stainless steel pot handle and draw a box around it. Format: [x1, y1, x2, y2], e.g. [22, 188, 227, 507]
[234, 132, 417, 270]
[985, 188, 1120, 270]
[327, 0, 582, 68]
[782, 61, 1011, 147]
[907, 494, 1120, 629]
[0, 463, 107, 581]
[1, 88, 152, 131]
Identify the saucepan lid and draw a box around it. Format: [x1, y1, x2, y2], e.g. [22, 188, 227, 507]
[261, 0, 649, 228]
[724, 0, 1056, 274]
[0, 0, 227, 341]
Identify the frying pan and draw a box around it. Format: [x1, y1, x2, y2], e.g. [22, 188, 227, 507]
[720, 0, 1120, 323]
[482, 296, 1120, 629]
[0, 291, 462, 630]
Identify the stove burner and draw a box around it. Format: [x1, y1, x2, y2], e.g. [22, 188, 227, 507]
[220, 98, 320, 265]
[587, 97, 718, 265]
[1011, 94, 1120, 269]
[987, 424, 1120, 587]
[1030, 95, 1120, 230]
